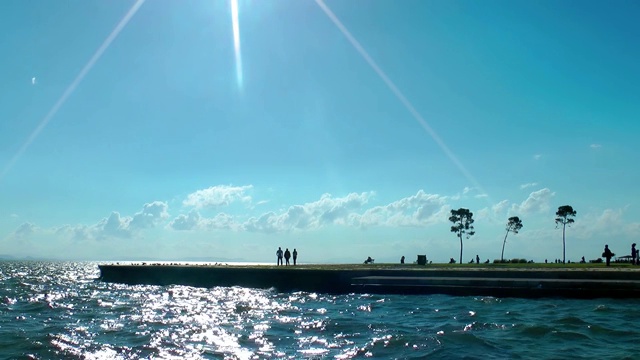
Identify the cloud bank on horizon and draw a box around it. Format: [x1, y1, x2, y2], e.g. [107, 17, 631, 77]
[4, 184, 639, 263]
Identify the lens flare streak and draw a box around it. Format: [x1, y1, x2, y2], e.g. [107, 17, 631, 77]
[0, 0, 146, 182]
[314, 0, 489, 200]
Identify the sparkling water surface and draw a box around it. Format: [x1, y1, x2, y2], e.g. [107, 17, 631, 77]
[0, 261, 638, 359]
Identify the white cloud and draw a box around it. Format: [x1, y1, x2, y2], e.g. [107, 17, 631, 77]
[244, 212, 281, 233]
[169, 211, 241, 231]
[244, 192, 374, 233]
[571, 208, 630, 240]
[451, 186, 474, 200]
[55, 224, 92, 242]
[206, 213, 240, 230]
[96, 212, 132, 239]
[129, 201, 169, 230]
[590, 144, 602, 149]
[520, 182, 538, 189]
[492, 200, 509, 214]
[456, 187, 489, 199]
[235, 190, 449, 233]
[31, 77, 36, 85]
[476, 200, 510, 221]
[477, 207, 491, 220]
[511, 188, 555, 215]
[169, 210, 202, 231]
[12, 222, 37, 239]
[183, 185, 252, 209]
[55, 201, 170, 241]
[533, 154, 542, 160]
[350, 190, 449, 228]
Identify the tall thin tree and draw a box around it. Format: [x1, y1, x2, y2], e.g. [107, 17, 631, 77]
[449, 208, 475, 264]
[555, 205, 576, 263]
[501, 216, 523, 261]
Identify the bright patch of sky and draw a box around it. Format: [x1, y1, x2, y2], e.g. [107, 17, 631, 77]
[0, 0, 638, 263]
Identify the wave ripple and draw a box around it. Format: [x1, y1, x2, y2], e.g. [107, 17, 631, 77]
[0, 262, 639, 359]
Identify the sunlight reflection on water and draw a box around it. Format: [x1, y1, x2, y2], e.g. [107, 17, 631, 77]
[0, 262, 639, 359]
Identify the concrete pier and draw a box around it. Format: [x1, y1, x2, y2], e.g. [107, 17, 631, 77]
[98, 264, 640, 299]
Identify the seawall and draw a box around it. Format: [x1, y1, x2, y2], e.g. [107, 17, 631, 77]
[97, 264, 640, 299]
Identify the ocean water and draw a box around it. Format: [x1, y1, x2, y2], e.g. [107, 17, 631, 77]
[0, 262, 638, 359]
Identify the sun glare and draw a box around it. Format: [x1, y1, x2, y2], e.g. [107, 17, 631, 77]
[231, 0, 243, 90]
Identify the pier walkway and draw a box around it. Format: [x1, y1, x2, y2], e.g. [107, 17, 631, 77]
[98, 264, 640, 298]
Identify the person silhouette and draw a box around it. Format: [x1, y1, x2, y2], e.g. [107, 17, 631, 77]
[284, 248, 291, 266]
[276, 247, 283, 266]
[602, 245, 614, 266]
[293, 248, 298, 265]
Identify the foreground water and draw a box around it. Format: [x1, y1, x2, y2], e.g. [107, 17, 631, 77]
[0, 262, 638, 359]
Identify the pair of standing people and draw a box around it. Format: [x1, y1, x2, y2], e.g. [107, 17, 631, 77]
[602, 244, 640, 266]
[276, 247, 298, 265]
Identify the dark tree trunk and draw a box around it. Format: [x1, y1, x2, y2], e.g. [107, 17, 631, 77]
[501, 229, 510, 262]
[459, 234, 463, 265]
[562, 223, 566, 263]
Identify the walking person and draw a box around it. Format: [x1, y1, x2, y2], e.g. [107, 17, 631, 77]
[602, 244, 614, 267]
[276, 247, 283, 266]
[293, 249, 298, 265]
[284, 248, 291, 266]
[632, 243, 637, 265]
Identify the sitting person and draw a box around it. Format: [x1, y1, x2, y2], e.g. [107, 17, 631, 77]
[363, 256, 374, 264]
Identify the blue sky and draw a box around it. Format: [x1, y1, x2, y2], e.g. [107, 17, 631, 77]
[1, 0, 638, 263]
